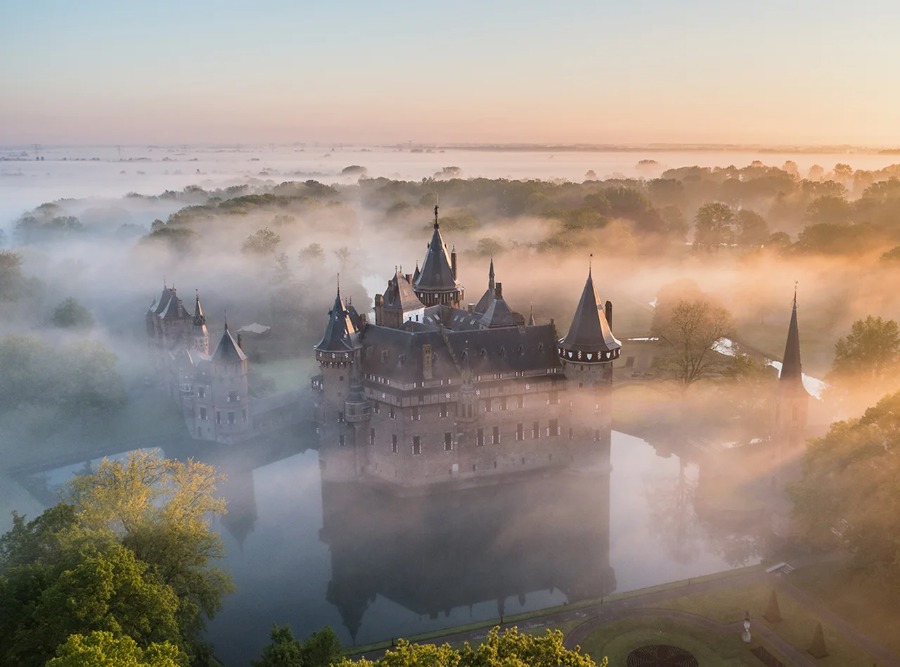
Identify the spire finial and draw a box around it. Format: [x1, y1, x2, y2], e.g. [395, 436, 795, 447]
[793, 281, 798, 309]
[337, 273, 341, 297]
[434, 202, 439, 229]
[589, 253, 593, 276]
[224, 309, 228, 332]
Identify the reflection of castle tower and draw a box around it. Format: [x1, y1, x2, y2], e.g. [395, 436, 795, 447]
[217, 460, 258, 551]
[312, 208, 622, 490]
[319, 461, 615, 642]
[773, 289, 809, 444]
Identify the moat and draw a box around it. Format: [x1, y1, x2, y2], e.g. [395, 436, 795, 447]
[14, 424, 761, 665]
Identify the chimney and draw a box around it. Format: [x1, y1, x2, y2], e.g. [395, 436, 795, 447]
[495, 282, 503, 299]
[605, 300, 613, 327]
[467, 303, 474, 313]
[451, 247, 458, 280]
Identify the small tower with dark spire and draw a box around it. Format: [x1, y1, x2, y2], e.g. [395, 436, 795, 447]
[558, 259, 621, 387]
[774, 288, 809, 444]
[192, 291, 209, 356]
[208, 317, 251, 443]
[413, 205, 464, 307]
[314, 281, 369, 478]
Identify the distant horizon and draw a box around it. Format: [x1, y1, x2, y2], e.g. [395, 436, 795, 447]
[2, 141, 899, 154]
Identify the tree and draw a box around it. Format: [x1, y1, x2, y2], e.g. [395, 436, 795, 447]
[52, 297, 94, 329]
[693, 202, 734, 250]
[46, 631, 181, 667]
[789, 390, 900, 581]
[253, 625, 342, 667]
[243, 227, 281, 255]
[252, 625, 304, 667]
[735, 209, 769, 246]
[335, 627, 605, 667]
[830, 316, 900, 380]
[0, 251, 27, 301]
[0, 453, 233, 665]
[67, 452, 233, 639]
[651, 298, 734, 387]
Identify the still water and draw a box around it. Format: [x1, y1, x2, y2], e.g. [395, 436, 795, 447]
[21, 427, 759, 665]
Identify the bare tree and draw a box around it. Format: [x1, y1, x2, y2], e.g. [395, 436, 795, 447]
[652, 299, 734, 387]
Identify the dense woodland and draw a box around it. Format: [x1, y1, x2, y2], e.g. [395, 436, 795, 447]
[4, 160, 900, 663]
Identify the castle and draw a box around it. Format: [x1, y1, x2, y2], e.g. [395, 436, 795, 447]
[312, 206, 622, 488]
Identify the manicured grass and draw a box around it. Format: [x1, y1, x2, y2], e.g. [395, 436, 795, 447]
[578, 615, 752, 667]
[654, 579, 880, 667]
[790, 560, 900, 656]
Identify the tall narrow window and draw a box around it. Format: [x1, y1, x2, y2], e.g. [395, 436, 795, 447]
[444, 432, 452, 451]
[389, 406, 395, 419]
[516, 423, 524, 441]
[500, 396, 508, 411]
[339, 434, 346, 446]
[476, 428, 484, 447]
[391, 434, 398, 453]
[492, 426, 500, 445]
[517, 395, 524, 409]
[412, 436, 422, 455]
[532, 421, 539, 439]
[549, 418, 559, 436]
[369, 428, 376, 446]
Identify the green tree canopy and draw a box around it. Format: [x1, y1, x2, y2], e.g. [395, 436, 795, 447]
[830, 315, 900, 380]
[790, 390, 900, 581]
[0, 453, 231, 666]
[693, 202, 734, 250]
[243, 227, 282, 255]
[52, 297, 94, 329]
[46, 631, 181, 667]
[336, 627, 604, 667]
[253, 624, 343, 667]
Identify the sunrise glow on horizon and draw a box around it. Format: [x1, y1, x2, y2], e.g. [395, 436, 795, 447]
[2, 0, 899, 148]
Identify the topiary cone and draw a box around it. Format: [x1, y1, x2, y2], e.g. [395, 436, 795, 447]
[808, 621, 829, 659]
[764, 589, 782, 623]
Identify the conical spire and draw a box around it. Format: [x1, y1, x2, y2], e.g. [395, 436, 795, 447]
[779, 286, 806, 391]
[193, 291, 206, 327]
[488, 257, 495, 292]
[212, 314, 247, 364]
[559, 262, 621, 360]
[315, 284, 361, 352]
[414, 204, 462, 303]
[528, 304, 536, 326]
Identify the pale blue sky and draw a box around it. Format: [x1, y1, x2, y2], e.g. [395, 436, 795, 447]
[1, 1, 898, 145]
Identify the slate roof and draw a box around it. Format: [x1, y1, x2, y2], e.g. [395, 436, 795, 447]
[160, 288, 192, 322]
[383, 270, 425, 312]
[315, 290, 362, 352]
[479, 295, 519, 329]
[212, 326, 247, 364]
[473, 258, 496, 314]
[361, 323, 561, 385]
[414, 207, 459, 293]
[559, 269, 620, 354]
[779, 292, 807, 393]
[151, 286, 173, 315]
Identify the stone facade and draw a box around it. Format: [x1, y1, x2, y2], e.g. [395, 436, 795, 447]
[313, 208, 622, 490]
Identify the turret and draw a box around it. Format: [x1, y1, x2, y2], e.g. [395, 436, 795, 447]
[209, 317, 251, 443]
[413, 205, 464, 307]
[774, 288, 809, 443]
[558, 261, 621, 386]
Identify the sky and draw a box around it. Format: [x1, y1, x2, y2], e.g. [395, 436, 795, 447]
[1, 0, 899, 147]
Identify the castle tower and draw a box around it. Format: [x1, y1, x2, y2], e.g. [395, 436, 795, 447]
[413, 205, 464, 307]
[774, 289, 809, 444]
[209, 318, 251, 444]
[473, 257, 496, 314]
[558, 263, 621, 387]
[192, 291, 209, 356]
[314, 284, 367, 480]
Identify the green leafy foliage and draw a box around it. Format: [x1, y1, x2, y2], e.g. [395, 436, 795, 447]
[336, 627, 604, 667]
[52, 297, 95, 329]
[46, 631, 181, 667]
[0, 453, 231, 667]
[790, 390, 900, 582]
[253, 624, 343, 667]
[830, 316, 900, 380]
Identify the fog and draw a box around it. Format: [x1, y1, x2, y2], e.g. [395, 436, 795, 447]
[3, 146, 900, 663]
